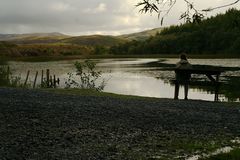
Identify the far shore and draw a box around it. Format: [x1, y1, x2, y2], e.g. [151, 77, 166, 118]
[1, 54, 240, 62]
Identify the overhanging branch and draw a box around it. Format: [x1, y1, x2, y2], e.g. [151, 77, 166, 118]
[202, 0, 240, 12]
[136, 0, 240, 24]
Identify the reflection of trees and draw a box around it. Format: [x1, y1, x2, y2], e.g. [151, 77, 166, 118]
[168, 76, 240, 102]
[220, 76, 240, 102]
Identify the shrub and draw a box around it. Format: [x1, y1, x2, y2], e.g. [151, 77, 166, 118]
[65, 60, 106, 91]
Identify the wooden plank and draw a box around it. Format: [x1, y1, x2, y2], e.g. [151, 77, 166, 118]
[175, 68, 222, 75]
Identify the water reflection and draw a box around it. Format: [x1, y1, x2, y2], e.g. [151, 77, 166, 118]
[8, 58, 240, 102]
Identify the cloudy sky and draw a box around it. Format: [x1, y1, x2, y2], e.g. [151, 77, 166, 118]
[0, 0, 239, 35]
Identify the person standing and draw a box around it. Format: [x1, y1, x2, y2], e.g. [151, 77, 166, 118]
[174, 54, 192, 100]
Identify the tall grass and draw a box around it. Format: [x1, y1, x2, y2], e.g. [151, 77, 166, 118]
[0, 61, 22, 87]
[0, 65, 10, 86]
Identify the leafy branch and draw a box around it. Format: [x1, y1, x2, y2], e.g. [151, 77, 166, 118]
[65, 60, 106, 92]
[202, 0, 240, 12]
[136, 0, 240, 24]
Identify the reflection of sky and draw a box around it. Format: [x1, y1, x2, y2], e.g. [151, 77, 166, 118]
[8, 58, 240, 102]
[103, 72, 173, 98]
[103, 72, 215, 101]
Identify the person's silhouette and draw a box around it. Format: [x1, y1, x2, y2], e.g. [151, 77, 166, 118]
[174, 54, 192, 100]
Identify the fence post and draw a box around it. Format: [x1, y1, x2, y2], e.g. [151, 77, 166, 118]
[50, 75, 53, 87]
[41, 70, 44, 86]
[214, 74, 220, 102]
[53, 75, 56, 88]
[46, 69, 50, 87]
[24, 70, 30, 87]
[7, 66, 10, 81]
[33, 71, 38, 89]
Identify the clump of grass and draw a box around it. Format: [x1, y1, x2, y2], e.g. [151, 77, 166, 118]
[0, 65, 22, 87]
[0, 65, 11, 86]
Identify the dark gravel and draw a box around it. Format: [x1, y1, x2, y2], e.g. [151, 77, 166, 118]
[0, 88, 240, 159]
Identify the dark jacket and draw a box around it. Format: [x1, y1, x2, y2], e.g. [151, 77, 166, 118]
[175, 59, 192, 83]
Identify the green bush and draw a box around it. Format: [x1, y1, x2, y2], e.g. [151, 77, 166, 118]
[65, 60, 106, 91]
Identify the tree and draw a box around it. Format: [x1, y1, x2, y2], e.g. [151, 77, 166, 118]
[136, 0, 240, 24]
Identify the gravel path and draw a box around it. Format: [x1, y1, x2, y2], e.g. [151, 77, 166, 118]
[0, 88, 240, 159]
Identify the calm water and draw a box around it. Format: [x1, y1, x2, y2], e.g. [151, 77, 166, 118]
[9, 58, 240, 102]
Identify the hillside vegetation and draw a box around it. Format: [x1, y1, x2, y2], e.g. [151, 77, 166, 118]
[0, 28, 163, 58]
[118, 28, 163, 41]
[0, 34, 125, 57]
[61, 35, 126, 46]
[0, 42, 93, 57]
[110, 9, 240, 56]
[0, 33, 69, 44]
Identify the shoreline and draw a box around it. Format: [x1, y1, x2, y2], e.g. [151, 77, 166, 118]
[1, 54, 240, 62]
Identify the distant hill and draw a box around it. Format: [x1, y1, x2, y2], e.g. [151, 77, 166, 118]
[118, 28, 163, 41]
[61, 28, 163, 46]
[0, 28, 163, 46]
[60, 35, 126, 46]
[0, 33, 69, 44]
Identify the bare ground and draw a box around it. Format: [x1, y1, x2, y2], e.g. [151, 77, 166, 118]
[0, 88, 240, 159]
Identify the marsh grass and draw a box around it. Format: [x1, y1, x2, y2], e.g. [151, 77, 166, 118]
[0, 65, 10, 86]
[0, 63, 22, 87]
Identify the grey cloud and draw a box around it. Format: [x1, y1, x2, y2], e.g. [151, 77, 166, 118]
[0, 0, 239, 35]
[0, 0, 136, 34]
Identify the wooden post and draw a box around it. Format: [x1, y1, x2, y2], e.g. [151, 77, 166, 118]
[41, 70, 44, 86]
[33, 71, 38, 89]
[53, 75, 56, 88]
[46, 69, 50, 87]
[214, 74, 220, 102]
[24, 70, 30, 87]
[50, 75, 53, 87]
[7, 66, 10, 81]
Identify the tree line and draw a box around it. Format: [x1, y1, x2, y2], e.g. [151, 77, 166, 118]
[109, 9, 240, 55]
